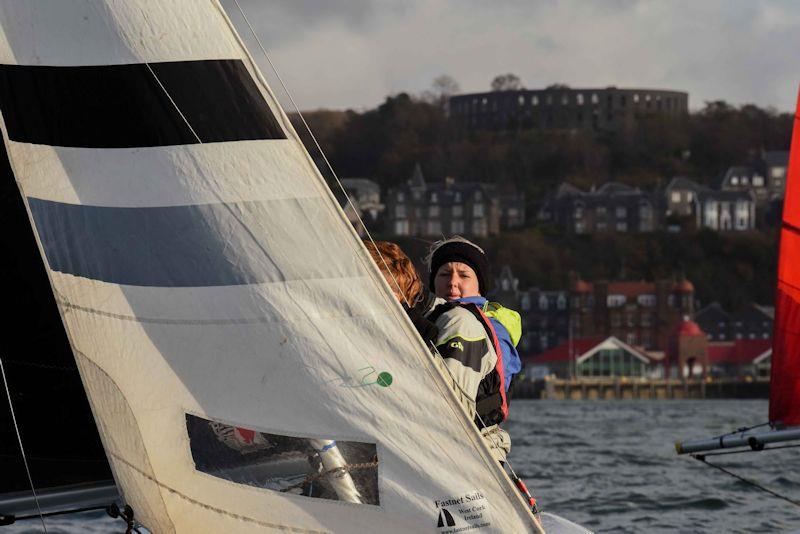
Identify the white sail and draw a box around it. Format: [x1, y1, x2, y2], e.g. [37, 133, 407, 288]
[0, 1, 539, 532]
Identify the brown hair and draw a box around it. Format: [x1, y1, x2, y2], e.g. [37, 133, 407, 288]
[363, 240, 422, 305]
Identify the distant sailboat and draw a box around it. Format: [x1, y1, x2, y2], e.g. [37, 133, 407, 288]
[676, 88, 800, 499]
[0, 1, 590, 532]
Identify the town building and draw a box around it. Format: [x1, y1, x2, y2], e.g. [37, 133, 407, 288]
[489, 267, 569, 355]
[708, 340, 772, 379]
[449, 86, 688, 134]
[695, 302, 774, 342]
[526, 336, 660, 379]
[340, 178, 384, 222]
[569, 276, 695, 351]
[718, 150, 789, 204]
[664, 176, 756, 232]
[384, 164, 501, 238]
[537, 182, 660, 234]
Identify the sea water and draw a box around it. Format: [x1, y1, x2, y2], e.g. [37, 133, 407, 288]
[6, 399, 799, 533]
[506, 399, 800, 533]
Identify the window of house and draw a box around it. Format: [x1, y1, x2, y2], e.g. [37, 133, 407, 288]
[539, 295, 549, 310]
[641, 313, 652, 327]
[637, 295, 656, 307]
[429, 205, 439, 217]
[473, 220, 487, 235]
[473, 203, 484, 217]
[753, 175, 764, 186]
[616, 221, 628, 232]
[394, 220, 409, 235]
[633, 93, 640, 104]
[521, 294, 531, 311]
[450, 219, 465, 234]
[546, 94, 553, 105]
[395, 205, 406, 217]
[772, 167, 786, 178]
[575, 221, 585, 234]
[596, 221, 607, 232]
[671, 191, 681, 203]
[557, 295, 567, 310]
[518, 95, 525, 106]
[742, 176, 749, 185]
[686, 192, 694, 202]
[627, 333, 637, 346]
[577, 93, 584, 105]
[532, 95, 539, 105]
[427, 220, 441, 235]
[561, 94, 569, 105]
[607, 295, 626, 307]
[616, 206, 627, 218]
[452, 205, 463, 217]
[574, 206, 584, 218]
[626, 313, 636, 327]
[596, 206, 607, 216]
[397, 192, 405, 201]
[611, 313, 621, 327]
[591, 93, 599, 104]
[731, 176, 739, 185]
[430, 193, 438, 203]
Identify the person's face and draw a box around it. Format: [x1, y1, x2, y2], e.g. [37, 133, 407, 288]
[434, 262, 480, 301]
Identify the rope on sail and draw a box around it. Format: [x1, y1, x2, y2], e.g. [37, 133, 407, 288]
[0, 356, 48, 533]
[229, 0, 412, 309]
[691, 454, 800, 508]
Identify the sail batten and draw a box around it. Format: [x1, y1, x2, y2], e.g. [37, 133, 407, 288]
[0, 1, 539, 532]
[770, 90, 800, 427]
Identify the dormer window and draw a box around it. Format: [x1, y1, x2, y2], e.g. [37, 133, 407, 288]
[731, 176, 739, 185]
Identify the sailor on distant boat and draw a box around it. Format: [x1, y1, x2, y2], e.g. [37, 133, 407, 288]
[424, 237, 522, 462]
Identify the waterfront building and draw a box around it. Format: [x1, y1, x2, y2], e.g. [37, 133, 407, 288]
[525, 336, 659, 379]
[569, 276, 694, 351]
[384, 164, 501, 237]
[449, 86, 688, 134]
[708, 339, 772, 379]
[537, 182, 660, 234]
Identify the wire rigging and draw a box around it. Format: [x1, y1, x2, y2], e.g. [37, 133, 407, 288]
[229, 0, 411, 308]
[0, 356, 48, 533]
[692, 454, 800, 508]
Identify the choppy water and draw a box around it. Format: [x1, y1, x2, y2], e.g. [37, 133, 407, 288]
[6, 400, 800, 533]
[506, 399, 800, 533]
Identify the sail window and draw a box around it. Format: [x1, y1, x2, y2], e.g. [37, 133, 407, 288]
[186, 415, 380, 505]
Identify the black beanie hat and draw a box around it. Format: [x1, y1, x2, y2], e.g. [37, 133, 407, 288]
[428, 240, 491, 294]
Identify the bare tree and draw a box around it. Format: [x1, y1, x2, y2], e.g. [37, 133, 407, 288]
[491, 73, 523, 92]
[420, 74, 461, 109]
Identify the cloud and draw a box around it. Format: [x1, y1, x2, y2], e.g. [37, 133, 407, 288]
[223, 0, 800, 112]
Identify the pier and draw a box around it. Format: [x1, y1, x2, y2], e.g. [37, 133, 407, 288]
[513, 377, 769, 400]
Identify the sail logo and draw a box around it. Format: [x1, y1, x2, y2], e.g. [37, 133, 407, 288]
[434, 490, 492, 532]
[449, 340, 464, 352]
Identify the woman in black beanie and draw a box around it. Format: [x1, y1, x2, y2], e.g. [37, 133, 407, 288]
[423, 237, 522, 462]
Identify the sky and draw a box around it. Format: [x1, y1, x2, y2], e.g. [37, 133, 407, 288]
[221, 0, 800, 113]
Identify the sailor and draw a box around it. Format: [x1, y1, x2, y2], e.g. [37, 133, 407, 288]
[363, 240, 439, 343]
[425, 237, 522, 462]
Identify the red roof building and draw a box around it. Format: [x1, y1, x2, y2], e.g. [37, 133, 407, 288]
[569, 275, 695, 351]
[525, 336, 658, 379]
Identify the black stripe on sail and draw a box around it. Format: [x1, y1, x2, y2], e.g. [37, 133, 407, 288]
[28, 197, 354, 287]
[0, 60, 285, 147]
